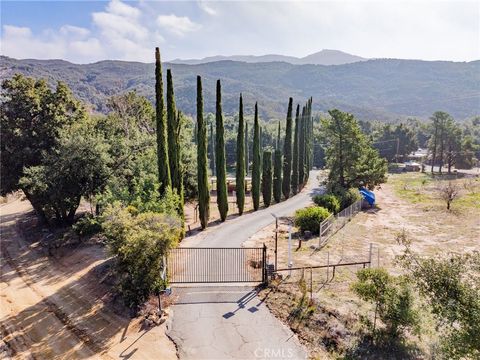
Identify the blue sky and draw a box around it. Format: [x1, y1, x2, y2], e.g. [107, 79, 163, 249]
[1, 0, 479, 63]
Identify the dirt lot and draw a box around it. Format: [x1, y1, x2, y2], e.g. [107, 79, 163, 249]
[0, 199, 177, 360]
[247, 172, 480, 359]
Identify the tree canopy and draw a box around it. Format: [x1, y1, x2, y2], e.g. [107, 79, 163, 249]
[322, 109, 387, 190]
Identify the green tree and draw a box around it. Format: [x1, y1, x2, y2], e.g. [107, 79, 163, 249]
[95, 91, 179, 216]
[196, 76, 210, 229]
[155, 47, 171, 195]
[1, 74, 88, 221]
[273, 123, 283, 203]
[322, 109, 387, 190]
[215, 80, 228, 221]
[20, 125, 112, 225]
[352, 268, 418, 339]
[166, 69, 184, 218]
[294, 206, 331, 234]
[262, 151, 273, 207]
[236, 94, 246, 215]
[245, 121, 249, 176]
[298, 106, 306, 187]
[373, 123, 418, 162]
[209, 122, 215, 175]
[102, 203, 182, 308]
[397, 235, 480, 358]
[292, 104, 300, 195]
[304, 100, 311, 180]
[282, 98, 293, 199]
[444, 120, 462, 173]
[252, 103, 262, 211]
[429, 111, 452, 173]
[308, 98, 314, 174]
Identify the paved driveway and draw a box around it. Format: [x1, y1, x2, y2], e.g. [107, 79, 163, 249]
[167, 171, 322, 360]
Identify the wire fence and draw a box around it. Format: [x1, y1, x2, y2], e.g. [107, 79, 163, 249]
[273, 243, 382, 301]
[318, 199, 363, 248]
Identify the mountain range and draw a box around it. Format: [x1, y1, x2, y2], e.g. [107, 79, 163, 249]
[1, 55, 479, 121]
[170, 49, 367, 66]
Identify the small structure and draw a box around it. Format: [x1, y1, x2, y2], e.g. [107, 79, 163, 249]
[404, 161, 421, 172]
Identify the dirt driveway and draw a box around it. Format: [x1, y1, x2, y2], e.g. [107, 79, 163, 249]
[0, 199, 176, 360]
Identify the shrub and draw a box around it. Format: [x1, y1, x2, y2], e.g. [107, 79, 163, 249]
[72, 214, 102, 237]
[352, 268, 419, 339]
[102, 203, 182, 309]
[294, 206, 331, 234]
[313, 194, 341, 214]
[328, 185, 362, 209]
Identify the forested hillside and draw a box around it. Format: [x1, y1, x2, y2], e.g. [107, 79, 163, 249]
[1, 56, 479, 121]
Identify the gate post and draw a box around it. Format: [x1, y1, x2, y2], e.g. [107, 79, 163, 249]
[262, 243, 267, 284]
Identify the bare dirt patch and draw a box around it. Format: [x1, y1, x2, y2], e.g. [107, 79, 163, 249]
[0, 199, 177, 359]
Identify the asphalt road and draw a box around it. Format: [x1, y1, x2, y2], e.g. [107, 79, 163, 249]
[167, 171, 322, 360]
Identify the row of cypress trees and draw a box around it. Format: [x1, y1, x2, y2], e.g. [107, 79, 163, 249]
[155, 48, 185, 223]
[194, 86, 315, 230]
[156, 47, 314, 231]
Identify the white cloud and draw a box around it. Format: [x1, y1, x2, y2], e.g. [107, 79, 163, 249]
[60, 25, 90, 38]
[198, 1, 217, 16]
[157, 14, 201, 36]
[1, 24, 103, 62]
[2, 25, 32, 37]
[106, 0, 141, 19]
[0, 0, 162, 63]
[1, 0, 478, 63]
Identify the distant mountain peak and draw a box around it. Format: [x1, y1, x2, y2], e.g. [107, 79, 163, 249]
[170, 50, 367, 66]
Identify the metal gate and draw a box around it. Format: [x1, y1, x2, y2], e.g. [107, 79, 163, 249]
[168, 246, 267, 284]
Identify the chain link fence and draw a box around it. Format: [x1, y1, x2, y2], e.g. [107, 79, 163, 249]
[318, 199, 363, 248]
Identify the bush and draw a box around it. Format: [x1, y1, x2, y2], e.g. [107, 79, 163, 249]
[313, 194, 341, 214]
[352, 268, 419, 339]
[294, 206, 331, 234]
[328, 185, 362, 209]
[72, 214, 102, 237]
[102, 203, 182, 309]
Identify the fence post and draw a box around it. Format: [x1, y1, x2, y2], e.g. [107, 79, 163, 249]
[262, 243, 267, 284]
[318, 220, 322, 248]
[288, 225, 292, 276]
[275, 217, 278, 271]
[368, 243, 373, 268]
[377, 246, 380, 268]
[326, 252, 330, 283]
[310, 267, 313, 303]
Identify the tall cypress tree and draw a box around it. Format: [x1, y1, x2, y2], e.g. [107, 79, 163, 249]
[245, 121, 249, 176]
[209, 123, 215, 175]
[175, 110, 185, 219]
[276, 121, 281, 150]
[262, 151, 273, 207]
[291, 104, 300, 195]
[236, 94, 246, 215]
[273, 122, 282, 203]
[196, 76, 209, 229]
[282, 98, 293, 199]
[309, 97, 314, 172]
[252, 102, 261, 211]
[299, 105, 306, 187]
[155, 47, 171, 195]
[304, 101, 310, 182]
[215, 80, 228, 222]
[166, 69, 183, 216]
